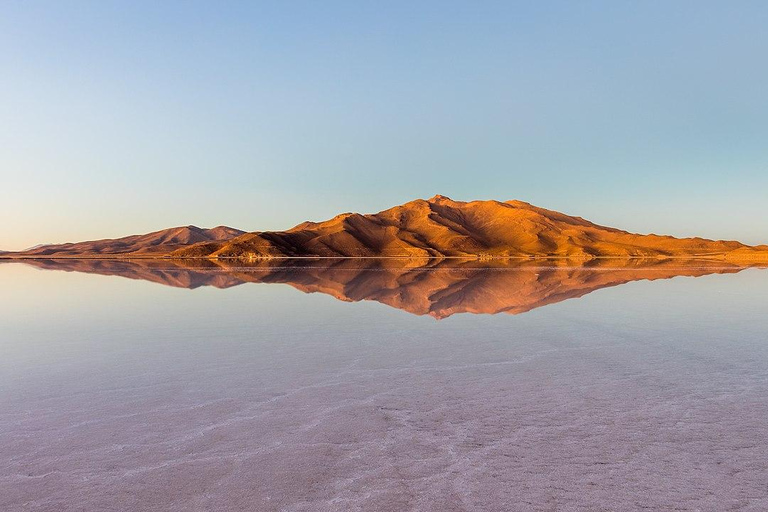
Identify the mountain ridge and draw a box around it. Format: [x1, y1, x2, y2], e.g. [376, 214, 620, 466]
[11, 225, 244, 257]
[171, 196, 767, 261]
[4, 196, 767, 261]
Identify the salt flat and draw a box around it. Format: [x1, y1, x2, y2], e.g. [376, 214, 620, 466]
[1, 263, 767, 511]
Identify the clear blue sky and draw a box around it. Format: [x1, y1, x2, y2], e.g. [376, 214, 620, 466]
[2, 1, 767, 250]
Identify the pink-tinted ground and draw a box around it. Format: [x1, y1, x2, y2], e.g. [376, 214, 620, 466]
[1, 263, 767, 511]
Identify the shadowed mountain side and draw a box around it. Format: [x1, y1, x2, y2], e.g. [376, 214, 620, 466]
[170, 196, 768, 261]
[7, 258, 762, 318]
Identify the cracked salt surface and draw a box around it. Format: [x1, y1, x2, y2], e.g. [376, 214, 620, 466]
[1, 264, 767, 511]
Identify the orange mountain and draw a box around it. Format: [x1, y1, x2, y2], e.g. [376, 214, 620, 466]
[13, 226, 244, 257]
[5, 196, 767, 260]
[173, 195, 767, 261]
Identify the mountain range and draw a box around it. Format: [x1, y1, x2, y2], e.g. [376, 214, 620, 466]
[4, 196, 767, 261]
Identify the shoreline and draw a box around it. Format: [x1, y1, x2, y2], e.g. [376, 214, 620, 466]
[2, 254, 768, 263]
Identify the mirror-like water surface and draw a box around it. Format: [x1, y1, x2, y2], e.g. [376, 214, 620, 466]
[1, 261, 767, 511]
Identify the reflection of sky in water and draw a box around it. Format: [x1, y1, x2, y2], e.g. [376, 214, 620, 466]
[1, 263, 768, 511]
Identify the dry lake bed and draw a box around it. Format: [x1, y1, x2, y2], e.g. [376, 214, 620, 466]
[1, 261, 767, 511]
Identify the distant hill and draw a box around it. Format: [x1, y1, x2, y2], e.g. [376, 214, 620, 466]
[5, 196, 768, 261]
[12, 226, 244, 257]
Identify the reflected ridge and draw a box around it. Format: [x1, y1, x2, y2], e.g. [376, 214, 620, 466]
[8, 258, 764, 318]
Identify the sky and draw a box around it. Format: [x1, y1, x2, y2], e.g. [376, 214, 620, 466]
[1, 0, 767, 250]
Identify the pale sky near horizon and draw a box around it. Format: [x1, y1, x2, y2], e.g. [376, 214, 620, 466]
[1, 1, 767, 250]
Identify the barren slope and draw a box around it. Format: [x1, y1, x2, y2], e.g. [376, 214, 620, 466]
[14, 226, 244, 257]
[173, 196, 768, 261]
[7, 196, 767, 261]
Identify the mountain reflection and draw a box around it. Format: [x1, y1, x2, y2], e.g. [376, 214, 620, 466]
[9, 258, 762, 318]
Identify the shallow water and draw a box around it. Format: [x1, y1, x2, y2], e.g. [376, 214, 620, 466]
[1, 261, 767, 511]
